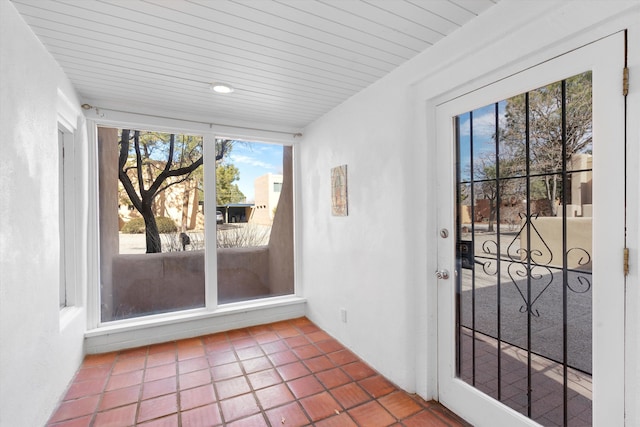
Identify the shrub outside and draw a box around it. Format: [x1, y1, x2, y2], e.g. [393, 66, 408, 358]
[121, 216, 177, 234]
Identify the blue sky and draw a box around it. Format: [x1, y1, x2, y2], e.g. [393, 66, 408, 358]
[457, 101, 506, 181]
[224, 141, 283, 202]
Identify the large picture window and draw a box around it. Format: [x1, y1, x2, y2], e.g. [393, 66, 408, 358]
[97, 127, 294, 323]
[98, 128, 207, 321]
[215, 141, 294, 304]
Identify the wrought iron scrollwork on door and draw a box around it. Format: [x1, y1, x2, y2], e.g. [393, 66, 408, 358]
[472, 213, 591, 317]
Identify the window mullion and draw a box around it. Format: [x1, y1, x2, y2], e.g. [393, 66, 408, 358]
[203, 134, 218, 309]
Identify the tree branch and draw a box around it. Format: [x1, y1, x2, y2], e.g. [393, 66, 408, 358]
[118, 129, 143, 212]
[133, 130, 145, 196]
[147, 156, 203, 197]
[118, 129, 130, 171]
[119, 170, 143, 212]
[164, 134, 175, 172]
[216, 139, 229, 161]
[155, 175, 194, 197]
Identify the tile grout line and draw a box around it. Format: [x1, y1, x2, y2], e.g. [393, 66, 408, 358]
[89, 354, 114, 426]
[135, 346, 150, 426]
[47, 318, 470, 427]
[175, 342, 183, 427]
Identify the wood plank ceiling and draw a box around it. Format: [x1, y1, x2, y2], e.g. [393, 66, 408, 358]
[11, 0, 498, 131]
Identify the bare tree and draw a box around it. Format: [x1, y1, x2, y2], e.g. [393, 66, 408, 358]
[118, 130, 230, 253]
[473, 152, 525, 232]
[501, 72, 592, 215]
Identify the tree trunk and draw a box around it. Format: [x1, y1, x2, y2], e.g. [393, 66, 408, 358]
[181, 180, 190, 232]
[544, 175, 559, 217]
[141, 204, 162, 253]
[551, 175, 558, 216]
[488, 198, 495, 232]
[189, 186, 199, 230]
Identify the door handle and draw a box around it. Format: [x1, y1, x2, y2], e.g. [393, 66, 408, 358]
[435, 269, 450, 280]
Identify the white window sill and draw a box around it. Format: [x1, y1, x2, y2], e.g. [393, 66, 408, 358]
[84, 295, 307, 354]
[60, 306, 84, 332]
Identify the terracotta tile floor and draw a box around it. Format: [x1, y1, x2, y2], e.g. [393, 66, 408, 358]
[459, 327, 592, 426]
[48, 317, 469, 426]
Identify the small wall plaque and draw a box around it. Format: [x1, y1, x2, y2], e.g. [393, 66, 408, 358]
[331, 164, 348, 216]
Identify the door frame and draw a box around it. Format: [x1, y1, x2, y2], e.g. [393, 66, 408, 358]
[433, 33, 626, 426]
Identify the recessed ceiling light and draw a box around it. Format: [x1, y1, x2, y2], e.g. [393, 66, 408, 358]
[210, 83, 234, 94]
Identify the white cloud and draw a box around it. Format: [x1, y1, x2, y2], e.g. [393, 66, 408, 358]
[458, 101, 507, 140]
[459, 111, 506, 139]
[229, 154, 277, 170]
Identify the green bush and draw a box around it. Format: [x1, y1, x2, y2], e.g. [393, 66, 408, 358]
[156, 216, 178, 233]
[121, 217, 145, 234]
[121, 216, 177, 234]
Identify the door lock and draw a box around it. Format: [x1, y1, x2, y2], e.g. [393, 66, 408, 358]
[435, 269, 450, 280]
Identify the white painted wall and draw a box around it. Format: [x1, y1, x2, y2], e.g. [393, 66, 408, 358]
[2, 0, 639, 425]
[299, 80, 422, 392]
[0, 1, 88, 426]
[299, 1, 640, 423]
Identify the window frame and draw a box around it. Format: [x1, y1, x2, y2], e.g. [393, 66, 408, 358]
[57, 90, 82, 328]
[85, 112, 303, 340]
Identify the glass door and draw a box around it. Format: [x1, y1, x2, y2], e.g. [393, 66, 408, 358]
[436, 32, 625, 427]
